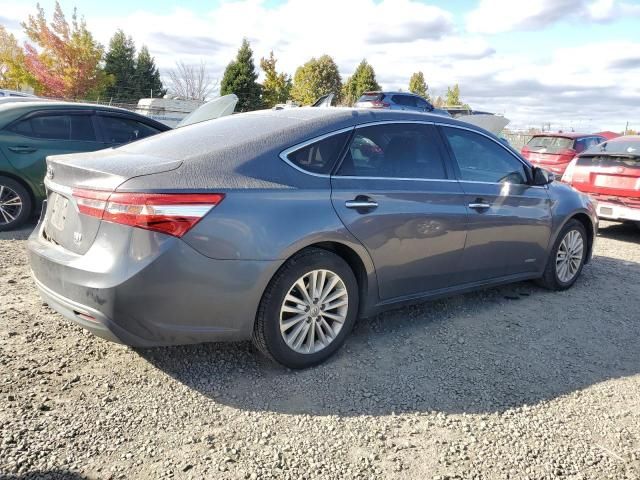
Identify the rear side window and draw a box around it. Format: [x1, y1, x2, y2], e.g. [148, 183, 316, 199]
[337, 123, 447, 179]
[286, 131, 350, 174]
[443, 126, 527, 184]
[8, 114, 96, 141]
[391, 95, 417, 107]
[100, 115, 161, 144]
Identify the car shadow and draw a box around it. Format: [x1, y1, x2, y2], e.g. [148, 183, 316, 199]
[597, 221, 639, 243]
[0, 470, 89, 479]
[137, 232, 640, 417]
[0, 220, 36, 241]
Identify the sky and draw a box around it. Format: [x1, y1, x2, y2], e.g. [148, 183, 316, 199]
[1, 0, 639, 131]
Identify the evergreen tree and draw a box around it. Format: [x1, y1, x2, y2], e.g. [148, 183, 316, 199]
[134, 45, 164, 99]
[408, 71, 429, 100]
[260, 51, 291, 108]
[290, 55, 342, 105]
[103, 29, 136, 102]
[220, 39, 262, 112]
[445, 84, 461, 106]
[342, 59, 380, 106]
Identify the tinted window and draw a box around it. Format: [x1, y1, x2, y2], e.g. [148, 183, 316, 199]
[286, 131, 350, 174]
[8, 114, 96, 141]
[443, 127, 527, 184]
[101, 116, 160, 144]
[415, 97, 429, 110]
[575, 136, 604, 153]
[337, 123, 447, 179]
[391, 95, 417, 107]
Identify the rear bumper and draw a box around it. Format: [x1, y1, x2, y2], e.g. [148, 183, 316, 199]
[596, 201, 640, 222]
[28, 222, 281, 347]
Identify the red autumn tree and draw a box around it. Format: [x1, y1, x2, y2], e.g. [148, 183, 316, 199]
[22, 2, 107, 98]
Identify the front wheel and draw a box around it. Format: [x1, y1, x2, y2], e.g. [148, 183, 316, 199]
[537, 219, 587, 290]
[252, 248, 359, 369]
[0, 176, 32, 232]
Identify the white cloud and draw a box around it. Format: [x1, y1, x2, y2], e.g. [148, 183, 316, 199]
[0, 0, 638, 131]
[466, 0, 640, 34]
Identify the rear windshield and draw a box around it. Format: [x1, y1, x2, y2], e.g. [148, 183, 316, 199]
[357, 93, 384, 103]
[527, 136, 574, 150]
[577, 155, 640, 168]
[582, 139, 640, 156]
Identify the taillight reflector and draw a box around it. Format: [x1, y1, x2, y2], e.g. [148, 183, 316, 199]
[371, 101, 390, 108]
[72, 189, 224, 238]
[561, 157, 579, 184]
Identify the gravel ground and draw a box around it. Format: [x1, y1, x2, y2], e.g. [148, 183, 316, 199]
[1, 221, 639, 480]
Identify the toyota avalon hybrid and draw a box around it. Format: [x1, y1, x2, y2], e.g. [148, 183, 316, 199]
[28, 109, 597, 368]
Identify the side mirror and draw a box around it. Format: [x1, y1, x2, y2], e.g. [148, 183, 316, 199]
[532, 167, 555, 186]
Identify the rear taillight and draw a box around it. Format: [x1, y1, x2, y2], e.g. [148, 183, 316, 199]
[370, 101, 390, 108]
[561, 157, 579, 184]
[72, 189, 224, 238]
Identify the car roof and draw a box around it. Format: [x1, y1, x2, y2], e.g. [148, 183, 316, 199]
[605, 135, 640, 143]
[0, 101, 169, 130]
[362, 91, 423, 97]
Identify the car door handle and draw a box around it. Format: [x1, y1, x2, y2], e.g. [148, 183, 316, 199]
[468, 202, 491, 210]
[345, 199, 378, 210]
[8, 146, 37, 153]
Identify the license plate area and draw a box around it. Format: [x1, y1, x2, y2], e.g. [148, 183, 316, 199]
[48, 192, 69, 231]
[599, 206, 613, 216]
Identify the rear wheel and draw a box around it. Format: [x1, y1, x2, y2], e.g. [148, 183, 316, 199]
[252, 248, 358, 369]
[537, 219, 587, 290]
[0, 176, 32, 232]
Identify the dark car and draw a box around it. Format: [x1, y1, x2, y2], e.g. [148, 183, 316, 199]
[355, 91, 451, 117]
[0, 101, 170, 230]
[28, 109, 597, 368]
[521, 132, 607, 176]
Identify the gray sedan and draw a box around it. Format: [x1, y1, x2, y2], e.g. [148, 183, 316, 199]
[28, 109, 597, 368]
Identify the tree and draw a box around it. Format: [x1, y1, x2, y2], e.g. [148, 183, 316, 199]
[291, 55, 342, 106]
[445, 84, 461, 106]
[22, 2, 107, 98]
[134, 45, 164, 99]
[0, 26, 36, 90]
[260, 51, 291, 108]
[220, 39, 262, 112]
[408, 71, 429, 100]
[103, 30, 136, 102]
[342, 59, 380, 106]
[167, 60, 217, 100]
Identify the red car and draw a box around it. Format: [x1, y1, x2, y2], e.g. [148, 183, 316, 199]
[521, 133, 608, 175]
[562, 135, 640, 226]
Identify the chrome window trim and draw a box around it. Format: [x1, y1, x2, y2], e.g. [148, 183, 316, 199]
[334, 176, 458, 183]
[278, 126, 355, 178]
[279, 119, 540, 186]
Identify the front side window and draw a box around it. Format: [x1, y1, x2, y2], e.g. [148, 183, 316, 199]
[337, 123, 447, 179]
[442, 126, 528, 184]
[8, 114, 96, 141]
[285, 131, 350, 174]
[101, 116, 160, 144]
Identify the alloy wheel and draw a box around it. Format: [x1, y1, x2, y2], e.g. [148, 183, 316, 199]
[0, 185, 23, 226]
[556, 229, 584, 283]
[279, 269, 349, 354]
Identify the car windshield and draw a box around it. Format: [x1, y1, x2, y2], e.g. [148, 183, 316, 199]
[527, 136, 574, 150]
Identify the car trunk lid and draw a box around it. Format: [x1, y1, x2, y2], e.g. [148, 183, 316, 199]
[41, 149, 181, 255]
[572, 154, 640, 199]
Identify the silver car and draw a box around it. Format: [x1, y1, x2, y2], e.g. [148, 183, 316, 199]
[28, 109, 597, 368]
[355, 91, 450, 117]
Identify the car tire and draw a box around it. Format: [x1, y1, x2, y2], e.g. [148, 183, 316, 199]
[536, 219, 587, 291]
[252, 248, 359, 369]
[0, 176, 32, 232]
